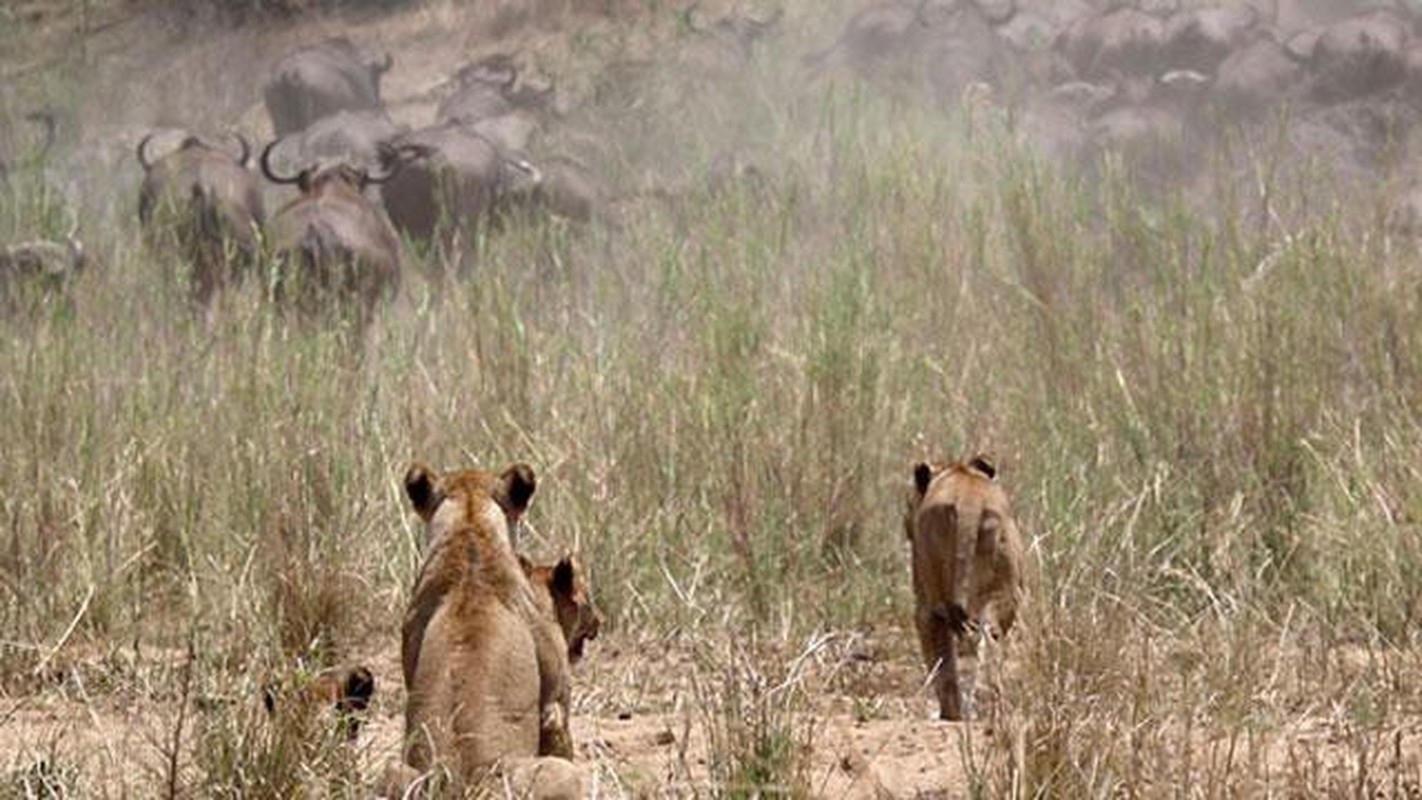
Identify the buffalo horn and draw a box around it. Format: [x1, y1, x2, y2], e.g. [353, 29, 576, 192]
[136, 132, 159, 171]
[259, 138, 302, 185]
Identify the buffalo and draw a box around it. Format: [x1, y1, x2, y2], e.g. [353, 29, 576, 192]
[1307, 8, 1412, 102]
[437, 54, 554, 128]
[1017, 79, 1118, 166]
[0, 228, 86, 313]
[136, 132, 265, 307]
[1212, 36, 1305, 116]
[806, 0, 1017, 103]
[1055, 7, 1166, 80]
[808, 0, 971, 72]
[260, 140, 402, 322]
[1161, 5, 1262, 74]
[285, 109, 408, 168]
[264, 37, 393, 137]
[503, 154, 604, 226]
[378, 124, 537, 268]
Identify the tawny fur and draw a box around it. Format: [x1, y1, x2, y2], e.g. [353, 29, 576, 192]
[521, 554, 602, 758]
[906, 456, 1024, 721]
[520, 554, 603, 665]
[391, 461, 581, 797]
[262, 664, 374, 742]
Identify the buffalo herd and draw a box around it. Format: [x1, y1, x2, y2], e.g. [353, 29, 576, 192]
[123, 34, 605, 318]
[818, 0, 1422, 208]
[5, 1, 1422, 315]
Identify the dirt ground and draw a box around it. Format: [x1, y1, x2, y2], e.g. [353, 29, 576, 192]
[0, 628, 987, 796]
[7, 629, 1419, 796]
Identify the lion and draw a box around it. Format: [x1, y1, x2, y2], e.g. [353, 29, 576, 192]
[520, 553, 602, 759]
[906, 455, 1024, 721]
[262, 663, 375, 742]
[389, 460, 583, 798]
[520, 554, 603, 665]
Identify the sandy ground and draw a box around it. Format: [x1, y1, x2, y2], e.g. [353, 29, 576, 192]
[0, 630, 986, 797]
[7, 630, 1420, 796]
[0, 628, 989, 795]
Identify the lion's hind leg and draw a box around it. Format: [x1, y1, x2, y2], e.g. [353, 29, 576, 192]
[917, 603, 965, 721]
[961, 612, 994, 721]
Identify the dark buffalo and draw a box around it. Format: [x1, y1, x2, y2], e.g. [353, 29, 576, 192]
[1055, 7, 1167, 80]
[437, 54, 554, 128]
[378, 124, 534, 267]
[287, 109, 408, 168]
[260, 140, 402, 321]
[805, 0, 971, 85]
[264, 37, 393, 137]
[1308, 8, 1412, 101]
[807, 0, 1015, 101]
[1212, 36, 1305, 116]
[469, 111, 540, 155]
[1082, 71, 1211, 187]
[916, 1, 1017, 101]
[1088, 103, 1192, 175]
[504, 154, 604, 225]
[1161, 5, 1262, 73]
[1018, 79, 1119, 165]
[136, 132, 265, 306]
[804, 0, 922, 73]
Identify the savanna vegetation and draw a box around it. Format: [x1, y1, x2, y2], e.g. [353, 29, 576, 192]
[2, 0, 1421, 796]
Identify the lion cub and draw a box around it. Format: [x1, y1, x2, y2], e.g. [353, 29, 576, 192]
[906, 455, 1024, 721]
[394, 461, 581, 794]
[521, 554, 602, 758]
[262, 664, 375, 741]
[521, 554, 603, 665]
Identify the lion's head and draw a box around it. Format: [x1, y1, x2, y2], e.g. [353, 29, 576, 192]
[262, 664, 375, 742]
[404, 461, 536, 549]
[522, 555, 602, 664]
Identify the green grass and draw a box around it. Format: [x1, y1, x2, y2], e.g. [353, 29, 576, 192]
[4, 1, 1422, 796]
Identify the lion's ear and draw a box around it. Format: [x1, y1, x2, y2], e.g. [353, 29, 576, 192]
[404, 463, 442, 520]
[913, 462, 935, 496]
[499, 463, 537, 516]
[552, 556, 576, 596]
[968, 454, 997, 480]
[340, 666, 375, 713]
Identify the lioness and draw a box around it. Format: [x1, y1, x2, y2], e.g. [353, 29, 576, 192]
[396, 461, 580, 793]
[906, 455, 1023, 721]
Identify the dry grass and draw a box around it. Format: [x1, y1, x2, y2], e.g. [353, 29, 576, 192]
[3, 0, 1422, 797]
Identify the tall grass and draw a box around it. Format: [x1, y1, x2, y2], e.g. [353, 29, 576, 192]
[4, 1, 1422, 794]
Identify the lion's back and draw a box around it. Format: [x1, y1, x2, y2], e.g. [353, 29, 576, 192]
[404, 536, 545, 773]
[910, 461, 1024, 635]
